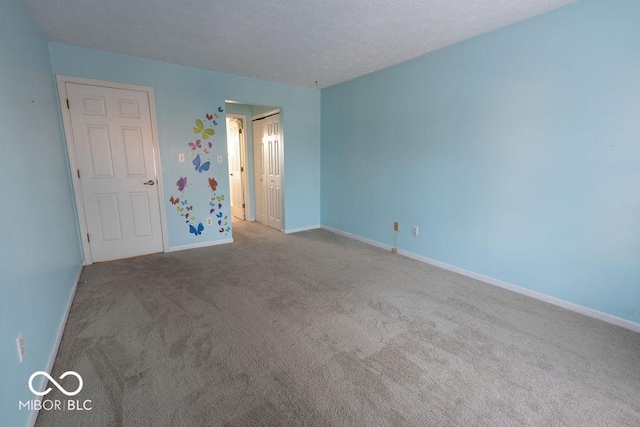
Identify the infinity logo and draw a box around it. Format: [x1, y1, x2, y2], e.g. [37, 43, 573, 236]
[28, 371, 83, 397]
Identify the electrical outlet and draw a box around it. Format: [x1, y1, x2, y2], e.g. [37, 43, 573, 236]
[393, 221, 399, 231]
[206, 217, 213, 226]
[16, 333, 25, 363]
[217, 155, 223, 164]
[178, 153, 185, 163]
[412, 225, 419, 236]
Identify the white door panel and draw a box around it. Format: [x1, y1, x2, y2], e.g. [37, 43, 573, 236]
[67, 83, 163, 262]
[253, 113, 282, 231]
[253, 121, 267, 225]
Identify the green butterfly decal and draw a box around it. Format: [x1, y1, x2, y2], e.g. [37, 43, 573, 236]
[177, 206, 184, 212]
[193, 119, 215, 140]
[216, 195, 225, 202]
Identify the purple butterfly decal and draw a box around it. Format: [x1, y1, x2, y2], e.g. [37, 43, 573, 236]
[176, 177, 187, 192]
[188, 139, 202, 150]
[208, 142, 212, 148]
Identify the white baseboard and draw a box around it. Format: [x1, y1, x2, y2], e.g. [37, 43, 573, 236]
[28, 264, 83, 427]
[321, 226, 394, 250]
[283, 224, 321, 234]
[167, 238, 233, 252]
[322, 226, 640, 334]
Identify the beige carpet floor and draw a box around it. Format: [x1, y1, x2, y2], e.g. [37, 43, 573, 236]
[37, 221, 640, 426]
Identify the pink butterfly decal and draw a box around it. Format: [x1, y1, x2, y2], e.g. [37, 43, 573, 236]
[176, 176, 187, 192]
[188, 139, 202, 150]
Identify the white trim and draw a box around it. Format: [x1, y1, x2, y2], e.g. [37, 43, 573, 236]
[283, 224, 321, 234]
[227, 114, 251, 222]
[322, 226, 640, 333]
[321, 225, 394, 251]
[252, 109, 280, 121]
[28, 264, 83, 427]
[167, 238, 233, 252]
[55, 75, 169, 265]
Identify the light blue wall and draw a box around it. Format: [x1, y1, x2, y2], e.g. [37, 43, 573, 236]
[321, 0, 640, 323]
[0, 0, 83, 424]
[48, 43, 321, 244]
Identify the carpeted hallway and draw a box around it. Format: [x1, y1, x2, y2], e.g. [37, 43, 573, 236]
[37, 221, 640, 426]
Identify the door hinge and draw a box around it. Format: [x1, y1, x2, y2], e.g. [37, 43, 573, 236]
[66, 99, 70, 109]
[240, 166, 244, 172]
[87, 233, 90, 243]
[77, 169, 80, 179]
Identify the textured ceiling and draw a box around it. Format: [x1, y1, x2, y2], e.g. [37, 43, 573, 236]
[26, 0, 576, 88]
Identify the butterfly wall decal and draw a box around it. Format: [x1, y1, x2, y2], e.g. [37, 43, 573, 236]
[190, 222, 204, 236]
[169, 196, 180, 205]
[206, 113, 213, 121]
[216, 211, 223, 218]
[188, 139, 202, 150]
[193, 154, 210, 173]
[208, 142, 212, 148]
[176, 177, 187, 192]
[218, 106, 223, 113]
[218, 227, 224, 233]
[208, 177, 218, 192]
[193, 119, 215, 140]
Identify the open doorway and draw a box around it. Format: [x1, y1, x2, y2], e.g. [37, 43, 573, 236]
[226, 114, 247, 221]
[226, 102, 284, 231]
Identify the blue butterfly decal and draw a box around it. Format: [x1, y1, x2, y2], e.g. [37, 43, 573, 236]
[218, 106, 223, 113]
[216, 211, 223, 218]
[226, 226, 231, 232]
[212, 120, 217, 126]
[189, 222, 204, 236]
[210, 208, 215, 214]
[218, 203, 222, 209]
[192, 154, 211, 173]
[218, 219, 222, 226]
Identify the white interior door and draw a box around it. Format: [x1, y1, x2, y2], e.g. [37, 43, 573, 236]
[253, 120, 267, 225]
[66, 82, 164, 262]
[265, 115, 282, 230]
[226, 117, 245, 220]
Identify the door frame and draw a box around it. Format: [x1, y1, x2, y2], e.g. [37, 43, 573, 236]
[226, 113, 250, 221]
[252, 109, 285, 230]
[55, 75, 168, 265]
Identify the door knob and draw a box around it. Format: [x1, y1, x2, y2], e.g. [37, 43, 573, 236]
[144, 180, 155, 185]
